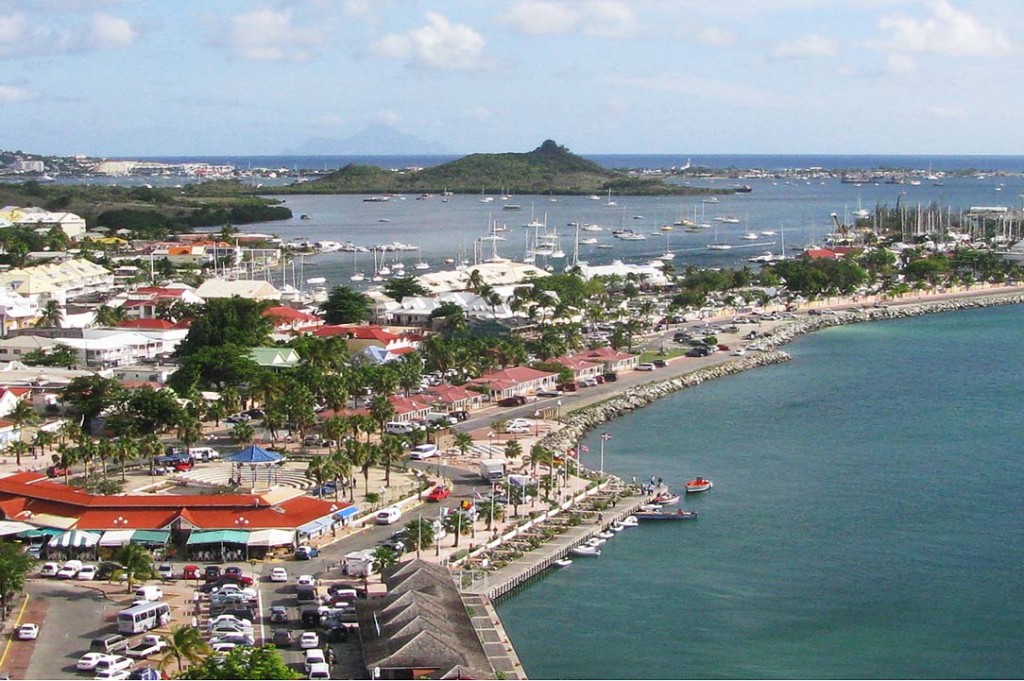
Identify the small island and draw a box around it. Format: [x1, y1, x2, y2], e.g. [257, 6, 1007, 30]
[265, 140, 732, 197]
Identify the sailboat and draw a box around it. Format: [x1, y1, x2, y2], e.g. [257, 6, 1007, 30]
[659, 229, 675, 260]
[349, 249, 365, 282]
[606, 188, 617, 207]
[707, 224, 731, 250]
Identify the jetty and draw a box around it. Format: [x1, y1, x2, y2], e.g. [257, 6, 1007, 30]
[457, 481, 647, 600]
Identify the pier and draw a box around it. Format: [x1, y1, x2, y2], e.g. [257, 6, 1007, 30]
[458, 484, 647, 600]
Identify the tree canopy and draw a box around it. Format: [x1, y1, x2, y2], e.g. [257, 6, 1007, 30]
[175, 297, 274, 358]
[320, 285, 373, 324]
[176, 644, 300, 679]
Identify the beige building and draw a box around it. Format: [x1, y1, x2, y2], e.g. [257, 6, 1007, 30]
[0, 259, 113, 303]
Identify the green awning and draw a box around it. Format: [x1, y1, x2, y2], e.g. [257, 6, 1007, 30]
[132, 530, 170, 545]
[186, 530, 249, 546]
[16, 527, 63, 539]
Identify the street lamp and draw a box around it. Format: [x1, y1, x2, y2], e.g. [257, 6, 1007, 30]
[556, 399, 563, 423]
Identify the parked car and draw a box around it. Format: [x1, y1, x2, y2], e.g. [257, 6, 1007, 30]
[94, 654, 133, 673]
[536, 389, 563, 397]
[223, 566, 244, 580]
[296, 574, 316, 587]
[304, 648, 326, 671]
[225, 413, 251, 423]
[505, 423, 530, 434]
[375, 506, 402, 525]
[498, 395, 528, 407]
[602, 373, 618, 382]
[298, 631, 320, 649]
[39, 561, 59, 577]
[46, 464, 70, 478]
[686, 346, 712, 357]
[426, 485, 451, 502]
[16, 623, 39, 640]
[94, 670, 132, 681]
[272, 629, 294, 648]
[652, 359, 668, 368]
[295, 545, 320, 560]
[157, 564, 174, 580]
[77, 565, 98, 580]
[204, 565, 222, 581]
[269, 567, 289, 582]
[269, 605, 289, 623]
[636, 363, 656, 371]
[77, 652, 112, 671]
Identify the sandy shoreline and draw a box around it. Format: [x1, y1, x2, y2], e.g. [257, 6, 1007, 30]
[542, 284, 1024, 455]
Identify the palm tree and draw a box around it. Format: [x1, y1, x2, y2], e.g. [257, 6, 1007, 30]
[371, 545, 399, 574]
[32, 430, 55, 462]
[476, 499, 505, 531]
[442, 510, 470, 548]
[403, 517, 435, 554]
[454, 432, 473, 458]
[92, 304, 126, 327]
[159, 624, 210, 674]
[328, 450, 353, 503]
[114, 543, 156, 593]
[378, 435, 406, 487]
[528, 443, 555, 478]
[345, 439, 376, 497]
[35, 300, 64, 328]
[368, 394, 395, 437]
[6, 441, 29, 468]
[8, 400, 39, 465]
[306, 457, 329, 497]
[113, 437, 139, 482]
[231, 421, 254, 445]
[504, 439, 523, 464]
[465, 268, 485, 293]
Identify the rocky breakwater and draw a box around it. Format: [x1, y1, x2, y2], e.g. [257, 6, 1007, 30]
[542, 350, 792, 454]
[749, 291, 1024, 351]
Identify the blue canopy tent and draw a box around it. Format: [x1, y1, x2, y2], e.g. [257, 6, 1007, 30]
[224, 445, 285, 488]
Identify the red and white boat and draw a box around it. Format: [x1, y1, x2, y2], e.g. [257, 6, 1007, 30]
[650, 491, 680, 505]
[685, 477, 713, 493]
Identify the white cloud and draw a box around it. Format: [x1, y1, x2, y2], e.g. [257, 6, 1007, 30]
[771, 33, 839, 59]
[696, 27, 737, 47]
[372, 12, 485, 71]
[0, 84, 36, 103]
[876, 0, 1011, 57]
[378, 109, 402, 126]
[87, 13, 136, 49]
[584, 1, 638, 38]
[504, 0, 579, 35]
[225, 8, 324, 61]
[503, 0, 637, 38]
[0, 9, 137, 57]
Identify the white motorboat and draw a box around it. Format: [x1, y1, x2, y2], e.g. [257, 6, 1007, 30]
[741, 231, 759, 240]
[597, 531, 615, 539]
[554, 558, 573, 568]
[620, 516, 639, 527]
[571, 545, 601, 557]
[609, 521, 626, 532]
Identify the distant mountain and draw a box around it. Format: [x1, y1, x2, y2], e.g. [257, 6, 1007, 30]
[288, 124, 448, 155]
[269, 139, 729, 197]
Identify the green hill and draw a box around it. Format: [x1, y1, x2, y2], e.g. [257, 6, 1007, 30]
[273, 140, 726, 196]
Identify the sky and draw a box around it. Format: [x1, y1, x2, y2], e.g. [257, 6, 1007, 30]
[2, 0, 1022, 157]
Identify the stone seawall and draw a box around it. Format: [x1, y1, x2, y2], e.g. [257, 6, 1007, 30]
[750, 291, 1024, 351]
[542, 350, 792, 453]
[542, 290, 1024, 453]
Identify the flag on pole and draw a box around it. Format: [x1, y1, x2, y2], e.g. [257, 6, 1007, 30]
[580, 444, 590, 453]
[601, 433, 612, 441]
[566, 447, 577, 458]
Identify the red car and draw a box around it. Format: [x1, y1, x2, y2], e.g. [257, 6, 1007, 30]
[174, 460, 195, 472]
[426, 485, 451, 502]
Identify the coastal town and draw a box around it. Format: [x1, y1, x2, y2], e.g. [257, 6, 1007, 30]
[0, 146, 1024, 681]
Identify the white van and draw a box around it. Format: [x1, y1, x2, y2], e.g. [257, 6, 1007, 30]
[308, 662, 331, 680]
[408, 444, 439, 460]
[384, 421, 416, 435]
[135, 585, 164, 602]
[375, 506, 401, 525]
[187, 447, 219, 462]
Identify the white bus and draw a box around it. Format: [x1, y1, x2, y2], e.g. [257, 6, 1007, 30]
[117, 601, 171, 634]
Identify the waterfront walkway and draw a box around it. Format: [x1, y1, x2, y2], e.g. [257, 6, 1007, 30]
[460, 489, 646, 599]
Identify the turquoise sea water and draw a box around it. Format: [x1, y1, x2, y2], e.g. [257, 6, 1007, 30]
[496, 305, 1024, 680]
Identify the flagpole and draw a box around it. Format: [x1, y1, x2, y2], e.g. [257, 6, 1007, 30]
[600, 435, 605, 475]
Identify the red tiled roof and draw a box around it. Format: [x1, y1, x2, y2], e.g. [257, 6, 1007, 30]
[803, 248, 837, 260]
[573, 348, 637, 361]
[313, 325, 398, 342]
[263, 306, 321, 324]
[0, 472, 352, 530]
[118, 319, 176, 330]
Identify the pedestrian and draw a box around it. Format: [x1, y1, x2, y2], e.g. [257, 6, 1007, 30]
[631, 475, 637, 485]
